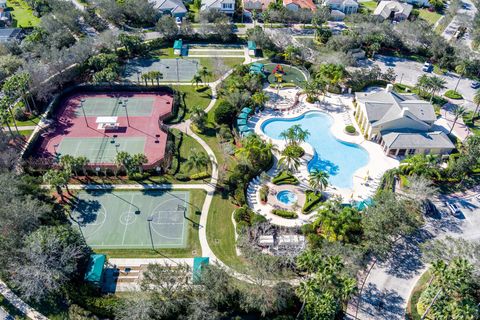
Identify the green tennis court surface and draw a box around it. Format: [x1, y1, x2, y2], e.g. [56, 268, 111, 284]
[123, 58, 200, 82]
[71, 190, 190, 248]
[58, 137, 145, 164]
[77, 97, 155, 117]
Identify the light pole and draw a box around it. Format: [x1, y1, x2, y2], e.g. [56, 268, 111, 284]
[399, 73, 404, 85]
[122, 98, 130, 127]
[147, 216, 154, 250]
[80, 98, 89, 127]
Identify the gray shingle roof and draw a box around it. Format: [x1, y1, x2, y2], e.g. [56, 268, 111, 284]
[381, 130, 455, 150]
[150, 0, 187, 14]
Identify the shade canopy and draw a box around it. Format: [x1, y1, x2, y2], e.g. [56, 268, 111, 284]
[237, 118, 247, 126]
[238, 125, 250, 132]
[237, 112, 249, 119]
[241, 107, 252, 114]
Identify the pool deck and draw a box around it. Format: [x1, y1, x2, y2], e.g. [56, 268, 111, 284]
[247, 90, 399, 226]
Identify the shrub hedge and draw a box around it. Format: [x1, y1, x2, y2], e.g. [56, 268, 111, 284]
[444, 90, 463, 99]
[272, 171, 299, 185]
[271, 209, 298, 219]
[190, 171, 210, 180]
[259, 184, 269, 202]
[302, 190, 323, 213]
[345, 125, 356, 134]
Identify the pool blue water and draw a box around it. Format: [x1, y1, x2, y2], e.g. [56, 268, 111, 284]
[262, 111, 369, 189]
[277, 190, 298, 205]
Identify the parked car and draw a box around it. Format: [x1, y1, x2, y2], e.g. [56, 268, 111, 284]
[471, 81, 480, 89]
[446, 201, 462, 216]
[422, 62, 432, 72]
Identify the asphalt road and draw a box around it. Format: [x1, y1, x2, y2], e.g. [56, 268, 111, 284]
[353, 190, 480, 320]
[368, 55, 479, 111]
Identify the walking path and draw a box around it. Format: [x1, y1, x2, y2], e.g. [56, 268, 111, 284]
[0, 280, 47, 320]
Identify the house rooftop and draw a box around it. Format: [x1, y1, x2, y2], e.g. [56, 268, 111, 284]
[283, 0, 317, 11]
[381, 130, 455, 150]
[173, 39, 183, 49]
[0, 28, 22, 43]
[150, 0, 187, 14]
[373, 0, 412, 19]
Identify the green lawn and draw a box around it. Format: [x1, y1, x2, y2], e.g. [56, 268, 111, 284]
[198, 102, 248, 272]
[9, 115, 41, 127]
[18, 129, 33, 137]
[360, 0, 378, 13]
[418, 9, 443, 25]
[406, 269, 432, 320]
[94, 189, 206, 258]
[463, 111, 480, 136]
[166, 85, 212, 124]
[7, 0, 40, 27]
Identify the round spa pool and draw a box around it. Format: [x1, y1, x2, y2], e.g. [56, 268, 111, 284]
[276, 190, 298, 206]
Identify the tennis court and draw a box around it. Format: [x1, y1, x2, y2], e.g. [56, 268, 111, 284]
[58, 137, 146, 164]
[78, 96, 155, 117]
[123, 58, 200, 82]
[71, 190, 191, 248]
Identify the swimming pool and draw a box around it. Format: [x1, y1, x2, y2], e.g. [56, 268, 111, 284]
[261, 111, 369, 189]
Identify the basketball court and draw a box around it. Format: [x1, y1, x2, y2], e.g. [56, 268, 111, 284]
[124, 58, 200, 82]
[71, 190, 191, 248]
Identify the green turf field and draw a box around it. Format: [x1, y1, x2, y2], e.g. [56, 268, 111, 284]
[71, 190, 191, 249]
[264, 63, 307, 87]
[78, 97, 155, 117]
[57, 137, 145, 164]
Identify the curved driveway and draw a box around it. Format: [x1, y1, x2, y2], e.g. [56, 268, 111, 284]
[352, 192, 480, 319]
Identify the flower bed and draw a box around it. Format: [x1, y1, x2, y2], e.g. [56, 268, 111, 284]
[272, 171, 299, 185]
[444, 90, 463, 100]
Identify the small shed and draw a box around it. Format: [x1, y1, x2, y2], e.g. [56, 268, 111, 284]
[84, 254, 106, 287]
[173, 39, 183, 56]
[247, 41, 257, 56]
[192, 257, 209, 284]
[249, 62, 265, 76]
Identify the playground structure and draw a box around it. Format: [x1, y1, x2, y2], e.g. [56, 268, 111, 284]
[272, 64, 285, 83]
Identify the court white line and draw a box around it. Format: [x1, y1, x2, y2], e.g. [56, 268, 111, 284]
[121, 193, 135, 245]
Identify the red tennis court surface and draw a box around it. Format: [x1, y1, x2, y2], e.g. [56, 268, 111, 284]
[35, 91, 173, 168]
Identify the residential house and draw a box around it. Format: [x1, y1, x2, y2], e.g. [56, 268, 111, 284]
[283, 0, 317, 11]
[150, 0, 187, 18]
[0, 8, 11, 27]
[201, 0, 236, 15]
[324, 0, 358, 14]
[330, 10, 346, 21]
[373, 0, 413, 21]
[404, 0, 429, 7]
[243, 0, 274, 11]
[354, 84, 455, 157]
[0, 28, 22, 43]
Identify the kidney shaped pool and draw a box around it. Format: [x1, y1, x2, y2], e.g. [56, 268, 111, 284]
[261, 111, 369, 189]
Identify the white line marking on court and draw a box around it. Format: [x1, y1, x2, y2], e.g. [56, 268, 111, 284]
[121, 193, 135, 245]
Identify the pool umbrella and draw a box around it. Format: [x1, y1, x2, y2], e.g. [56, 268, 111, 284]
[241, 107, 253, 114]
[238, 112, 249, 119]
[237, 118, 247, 126]
[238, 125, 250, 132]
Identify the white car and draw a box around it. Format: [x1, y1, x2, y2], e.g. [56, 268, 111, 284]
[422, 62, 433, 72]
[446, 201, 462, 216]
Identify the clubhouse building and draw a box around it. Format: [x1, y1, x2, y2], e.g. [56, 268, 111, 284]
[354, 85, 455, 157]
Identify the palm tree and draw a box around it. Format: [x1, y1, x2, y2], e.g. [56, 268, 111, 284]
[472, 89, 480, 124]
[60, 155, 75, 174]
[454, 62, 467, 92]
[251, 91, 269, 111]
[400, 154, 440, 178]
[185, 148, 209, 172]
[428, 76, 447, 103]
[141, 73, 150, 86]
[279, 150, 301, 172]
[43, 168, 70, 201]
[309, 169, 329, 194]
[369, 42, 381, 59]
[150, 71, 163, 85]
[132, 153, 148, 173]
[115, 151, 131, 175]
[0, 109, 15, 139]
[0, 96, 20, 136]
[199, 67, 212, 83]
[191, 74, 202, 88]
[236, 135, 275, 169]
[303, 80, 320, 102]
[190, 106, 207, 132]
[282, 45, 298, 63]
[449, 105, 466, 134]
[416, 74, 430, 96]
[76, 156, 89, 177]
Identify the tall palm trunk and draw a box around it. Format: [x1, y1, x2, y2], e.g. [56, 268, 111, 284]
[8, 108, 20, 136]
[473, 103, 480, 125]
[454, 74, 462, 92]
